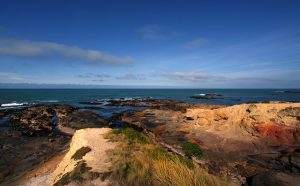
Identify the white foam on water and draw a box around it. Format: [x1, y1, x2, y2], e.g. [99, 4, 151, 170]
[36, 100, 59, 103]
[196, 94, 206, 96]
[274, 90, 285, 93]
[1, 102, 27, 107]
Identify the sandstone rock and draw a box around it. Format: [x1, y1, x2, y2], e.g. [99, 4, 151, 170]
[50, 128, 117, 186]
[121, 102, 300, 183]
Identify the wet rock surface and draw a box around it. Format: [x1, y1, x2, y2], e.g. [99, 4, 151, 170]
[104, 98, 224, 112]
[10, 105, 76, 136]
[0, 130, 70, 184]
[9, 105, 108, 136]
[0, 104, 110, 184]
[59, 110, 108, 129]
[246, 171, 300, 186]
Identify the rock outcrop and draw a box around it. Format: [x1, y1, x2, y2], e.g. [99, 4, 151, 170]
[10, 105, 76, 136]
[2, 101, 300, 185]
[0, 104, 109, 185]
[50, 128, 117, 186]
[121, 102, 300, 185]
[0, 131, 70, 184]
[81, 98, 224, 112]
[10, 105, 108, 136]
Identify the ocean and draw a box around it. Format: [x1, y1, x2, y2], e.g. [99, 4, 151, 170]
[1, 89, 300, 108]
[0, 88, 300, 130]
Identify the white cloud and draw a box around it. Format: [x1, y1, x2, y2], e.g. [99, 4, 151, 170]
[0, 38, 132, 65]
[161, 71, 223, 81]
[116, 73, 146, 80]
[138, 25, 166, 40]
[0, 71, 23, 81]
[76, 72, 111, 82]
[77, 73, 111, 79]
[185, 38, 206, 47]
[160, 69, 300, 88]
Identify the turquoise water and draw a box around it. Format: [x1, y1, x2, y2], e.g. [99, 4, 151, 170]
[1, 89, 300, 107]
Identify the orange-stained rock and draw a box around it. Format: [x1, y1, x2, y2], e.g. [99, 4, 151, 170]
[121, 102, 300, 183]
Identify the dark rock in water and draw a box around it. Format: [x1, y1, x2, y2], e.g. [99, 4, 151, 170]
[59, 110, 108, 129]
[10, 105, 76, 136]
[0, 114, 11, 131]
[106, 99, 144, 107]
[10, 104, 108, 136]
[103, 99, 192, 112]
[0, 109, 19, 118]
[0, 111, 5, 118]
[79, 101, 103, 105]
[0, 104, 110, 184]
[231, 98, 242, 102]
[246, 171, 300, 186]
[82, 106, 104, 110]
[284, 90, 300, 94]
[189, 93, 223, 100]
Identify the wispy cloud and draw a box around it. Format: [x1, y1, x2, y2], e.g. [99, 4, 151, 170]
[76, 72, 111, 82]
[0, 38, 133, 65]
[76, 73, 111, 79]
[138, 25, 166, 40]
[160, 69, 300, 88]
[185, 38, 206, 48]
[0, 71, 23, 81]
[161, 71, 223, 81]
[223, 68, 300, 83]
[92, 79, 105, 82]
[116, 73, 146, 80]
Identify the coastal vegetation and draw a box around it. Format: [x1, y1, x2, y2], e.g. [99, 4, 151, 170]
[106, 128, 232, 186]
[181, 141, 203, 159]
[1, 101, 299, 185]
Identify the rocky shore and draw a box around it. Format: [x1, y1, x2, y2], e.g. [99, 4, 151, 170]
[0, 99, 299, 185]
[120, 101, 300, 185]
[0, 104, 109, 185]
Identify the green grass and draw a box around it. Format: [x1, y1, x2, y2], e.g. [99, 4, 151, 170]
[106, 128, 233, 186]
[181, 141, 203, 158]
[112, 128, 149, 144]
[150, 147, 194, 169]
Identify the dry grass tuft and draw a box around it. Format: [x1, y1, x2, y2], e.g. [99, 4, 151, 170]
[105, 128, 233, 186]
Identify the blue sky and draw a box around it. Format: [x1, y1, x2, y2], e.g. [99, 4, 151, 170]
[0, 0, 300, 88]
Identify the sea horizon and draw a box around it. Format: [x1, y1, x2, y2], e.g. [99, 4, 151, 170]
[1, 89, 300, 108]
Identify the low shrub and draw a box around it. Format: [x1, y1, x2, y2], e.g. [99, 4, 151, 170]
[246, 104, 257, 113]
[181, 141, 203, 158]
[112, 128, 149, 144]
